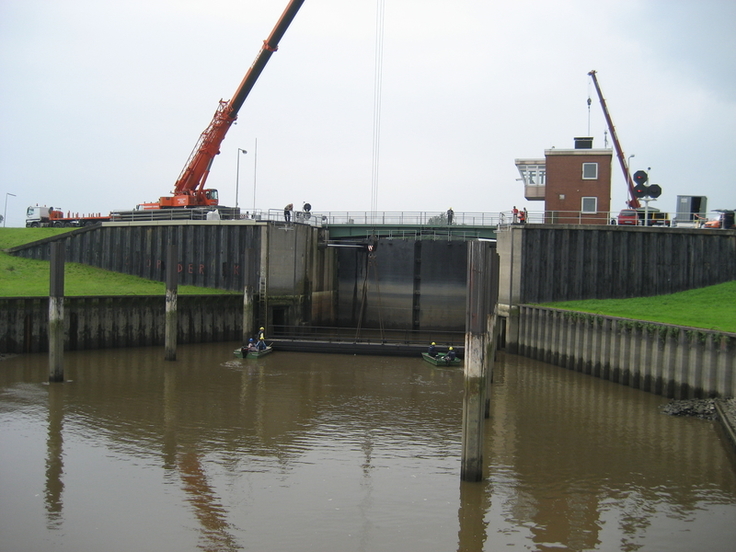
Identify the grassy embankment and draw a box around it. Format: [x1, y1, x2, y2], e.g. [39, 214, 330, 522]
[541, 280, 736, 334]
[0, 228, 235, 297]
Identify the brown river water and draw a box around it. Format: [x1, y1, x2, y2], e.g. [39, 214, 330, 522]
[1, 344, 734, 552]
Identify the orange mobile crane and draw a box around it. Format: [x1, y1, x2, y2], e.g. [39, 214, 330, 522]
[587, 70, 640, 210]
[589, 70, 670, 226]
[138, 0, 305, 210]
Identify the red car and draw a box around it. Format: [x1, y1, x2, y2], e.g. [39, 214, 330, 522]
[617, 209, 640, 225]
[617, 208, 670, 226]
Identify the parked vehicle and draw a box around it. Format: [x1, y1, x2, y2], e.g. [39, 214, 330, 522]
[616, 209, 639, 225]
[617, 208, 670, 226]
[704, 210, 735, 229]
[25, 206, 110, 228]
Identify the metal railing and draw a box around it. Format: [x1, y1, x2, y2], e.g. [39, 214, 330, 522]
[267, 324, 465, 347]
[110, 207, 730, 230]
[263, 209, 503, 227]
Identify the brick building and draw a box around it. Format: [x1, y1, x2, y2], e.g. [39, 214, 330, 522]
[516, 137, 613, 225]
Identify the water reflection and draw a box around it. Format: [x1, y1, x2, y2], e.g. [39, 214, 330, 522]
[45, 383, 64, 530]
[0, 346, 734, 552]
[177, 451, 240, 552]
[484, 354, 736, 552]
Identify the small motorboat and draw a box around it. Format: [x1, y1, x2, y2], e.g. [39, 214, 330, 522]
[421, 351, 462, 366]
[234, 346, 273, 359]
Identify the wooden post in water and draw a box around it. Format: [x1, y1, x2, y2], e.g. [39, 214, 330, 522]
[461, 241, 492, 482]
[165, 244, 178, 361]
[48, 241, 65, 383]
[484, 248, 500, 418]
[242, 248, 254, 344]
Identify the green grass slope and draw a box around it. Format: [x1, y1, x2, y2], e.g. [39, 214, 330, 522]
[0, 228, 234, 297]
[541, 280, 736, 333]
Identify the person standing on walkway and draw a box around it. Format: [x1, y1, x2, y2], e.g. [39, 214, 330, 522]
[284, 203, 293, 222]
[447, 207, 454, 225]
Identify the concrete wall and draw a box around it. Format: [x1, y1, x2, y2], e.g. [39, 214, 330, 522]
[498, 225, 736, 308]
[10, 222, 262, 291]
[7, 222, 476, 335]
[0, 295, 241, 354]
[498, 225, 736, 354]
[8, 221, 335, 333]
[516, 305, 736, 399]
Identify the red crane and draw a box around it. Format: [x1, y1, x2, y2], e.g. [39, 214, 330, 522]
[140, 0, 305, 210]
[587, 70, 640, 209]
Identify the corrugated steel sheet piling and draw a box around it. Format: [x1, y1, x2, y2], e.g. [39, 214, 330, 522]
[242, 248, 255, 343]
[48, 241, 65, 383]
[461, 241, 498, 482]
[165, 244, 178, 361]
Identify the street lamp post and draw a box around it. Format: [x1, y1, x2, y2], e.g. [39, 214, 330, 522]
[3, 193, 17, 227]
[626, 154, 635, 221]
[236, 148, 248, 210]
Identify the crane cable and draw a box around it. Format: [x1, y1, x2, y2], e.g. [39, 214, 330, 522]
[370, 0, 386, 221]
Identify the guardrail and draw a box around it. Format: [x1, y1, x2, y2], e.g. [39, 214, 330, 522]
[266, 324, 465, 348]
[263, 209, 503, 227]
[109, 207, 730, 230]
[261, 209, 729, 228]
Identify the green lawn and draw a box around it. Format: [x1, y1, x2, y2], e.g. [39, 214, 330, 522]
[541, 280, 736, 333]
[0, 228, 235, 297]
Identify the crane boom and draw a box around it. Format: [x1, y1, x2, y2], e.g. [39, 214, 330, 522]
[146, 0, 305, 209]
[587, 70, 640, 209]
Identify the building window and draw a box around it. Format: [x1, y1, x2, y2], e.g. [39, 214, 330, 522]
[581, 197, 598, 213]
[582, 162, 598, 180]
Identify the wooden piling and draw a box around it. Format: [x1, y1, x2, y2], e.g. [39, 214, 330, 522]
[484, 247, 500, 419]
[48, 241, 65, 383]
[461, 241, 497, 482]
[164, 244, 178, 361]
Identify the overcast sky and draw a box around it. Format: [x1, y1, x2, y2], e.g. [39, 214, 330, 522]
[1, 0, 734, 227]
